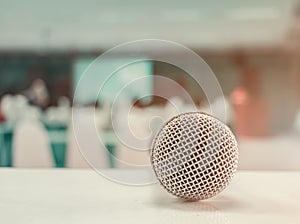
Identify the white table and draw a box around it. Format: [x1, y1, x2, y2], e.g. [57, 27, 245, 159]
[0, 169, 299, 224]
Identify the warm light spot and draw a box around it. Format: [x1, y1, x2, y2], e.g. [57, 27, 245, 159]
[231, 87, 248, 105]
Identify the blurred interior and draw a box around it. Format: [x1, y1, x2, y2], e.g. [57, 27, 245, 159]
[1, 0, 300, 170]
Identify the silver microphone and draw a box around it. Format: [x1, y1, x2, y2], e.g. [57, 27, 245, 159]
[151, 112, 238, 200]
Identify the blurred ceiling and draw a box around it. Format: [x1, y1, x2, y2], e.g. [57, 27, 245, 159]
[0, 0, 299, 51]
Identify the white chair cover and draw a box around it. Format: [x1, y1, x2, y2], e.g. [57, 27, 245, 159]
[13, 120, 53, 167]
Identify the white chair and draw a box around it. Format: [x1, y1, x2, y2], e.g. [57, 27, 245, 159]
[66, 107, 109, 168]
[13, 120, 53, 167]
[114, 107, 154, 168]
[66, 126, 91, 168]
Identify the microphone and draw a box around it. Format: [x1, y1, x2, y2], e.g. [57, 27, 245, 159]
[150, 112, 238, 200]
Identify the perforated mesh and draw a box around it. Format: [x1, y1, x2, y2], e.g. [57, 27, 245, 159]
[151, 112, 238, 200]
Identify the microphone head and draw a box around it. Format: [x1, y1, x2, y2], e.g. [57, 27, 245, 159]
[151, 112, 238, 200]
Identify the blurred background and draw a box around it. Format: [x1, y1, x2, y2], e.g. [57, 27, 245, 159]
[0, 0, 300, 170]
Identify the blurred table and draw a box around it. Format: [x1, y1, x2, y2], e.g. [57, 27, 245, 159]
[44, 123, 68, 168]
[0, 122, 14, 167]
[0, 169, 299, 224]
[238, 133, 300, 170]
[101, 130, 117, 168]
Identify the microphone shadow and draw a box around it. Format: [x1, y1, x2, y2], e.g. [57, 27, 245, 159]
[152, 187, 243, 213]
[151, 191, 238, 224]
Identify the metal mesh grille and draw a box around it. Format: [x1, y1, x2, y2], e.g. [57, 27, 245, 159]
[151, 112, 238, 200]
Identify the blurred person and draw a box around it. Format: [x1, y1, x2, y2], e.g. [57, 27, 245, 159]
[1, 95, 23, 122]
[164, 96, 185, 120]
[298, 75, 300, 102]
[24, 79, 50, 110]
[45, 96, 71, 125]
[0, 99, 5, 122]
[210, 96, 232, 125]
[231, 54, 269, 137]
[1, 94, 41, 122]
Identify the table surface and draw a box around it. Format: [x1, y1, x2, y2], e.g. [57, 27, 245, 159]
[0, 169, 300, 224]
